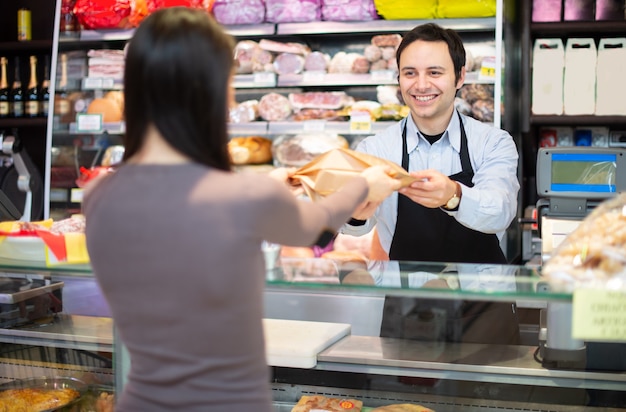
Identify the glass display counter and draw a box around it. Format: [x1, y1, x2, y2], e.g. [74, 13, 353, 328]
[0, 257, 624, 411]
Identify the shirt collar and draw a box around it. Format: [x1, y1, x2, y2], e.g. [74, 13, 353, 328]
[405, 111, 463, 154]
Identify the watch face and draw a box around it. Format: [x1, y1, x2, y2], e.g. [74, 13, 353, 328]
[446, 195, 459, 209]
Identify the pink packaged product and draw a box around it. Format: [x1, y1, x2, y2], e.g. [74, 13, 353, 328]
[563, 0, 594, 21]
[531, 0, 562, 22]
[321, 0, 379, 21]
[212, 0, 266, 25]
[265, 0, 322, 23]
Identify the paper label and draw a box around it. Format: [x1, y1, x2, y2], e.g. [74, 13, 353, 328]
[303, 71, 325, 83]
[302, 120, 326, 132]
[479, 56, 496, 80]
[572, 288, 626, 342]
[349, 111, 371, 134]
[76, 113, 102, 132]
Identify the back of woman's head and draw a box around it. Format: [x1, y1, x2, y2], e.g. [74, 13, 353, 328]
[123, 7, 235, 170]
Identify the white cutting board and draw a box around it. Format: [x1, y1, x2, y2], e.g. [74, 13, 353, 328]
[263, 318, 351, 368]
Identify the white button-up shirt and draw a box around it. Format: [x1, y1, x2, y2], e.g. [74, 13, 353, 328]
[341, 113, 520, 255]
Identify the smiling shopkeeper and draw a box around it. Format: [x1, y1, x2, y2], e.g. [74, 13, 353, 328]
[341, 23, 521, 344]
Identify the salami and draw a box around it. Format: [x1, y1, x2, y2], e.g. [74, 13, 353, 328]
[258, 93, 292, 121]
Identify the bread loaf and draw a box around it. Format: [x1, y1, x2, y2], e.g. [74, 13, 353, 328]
[228, 136, 273, 165]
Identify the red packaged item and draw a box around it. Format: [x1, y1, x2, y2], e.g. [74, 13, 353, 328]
[130, 0, 213, 27]
[74, 0, 132, 29]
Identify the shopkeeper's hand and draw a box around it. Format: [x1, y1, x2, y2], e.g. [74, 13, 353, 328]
[399, 169, 457, 208]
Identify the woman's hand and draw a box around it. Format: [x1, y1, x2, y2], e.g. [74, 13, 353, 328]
[269, 167, 304, 196]
[361, 165, 401, 203]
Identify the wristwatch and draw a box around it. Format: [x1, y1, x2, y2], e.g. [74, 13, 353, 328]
[443, 182, 461, 210]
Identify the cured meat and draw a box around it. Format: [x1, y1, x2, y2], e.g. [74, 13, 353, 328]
[351, 55, 371, 74]
[364, 44, 382, 62]
[265, 0, 322, 22]
[212, 0, 265, 24]
[321, 0, 379, 21]
[259, 39, 311, 55]
[229, 100, 259, 123]
[272, 133, 348, 167]
[234, 40, 274, 74]
[258, 93, 292, 121]
[304, 51, 330, 71]
[288, 91, 350, 110]
[273, 53, 306, 75]
[371, 34, 402, 48]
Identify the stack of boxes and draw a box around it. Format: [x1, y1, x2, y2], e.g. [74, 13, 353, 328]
[531, 0, 626, 148]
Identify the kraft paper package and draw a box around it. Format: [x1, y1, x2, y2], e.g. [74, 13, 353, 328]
[290, 147, 415, 201]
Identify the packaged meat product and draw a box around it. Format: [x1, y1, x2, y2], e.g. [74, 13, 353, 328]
[273, 53, 306, 75]
[234, 40, 274, 74]
[272, 133, 349, 167]
[129, 0, 212, 26]
[74, 0, 132, 30]
[229, 99, 259, 123]
[259, 39, 311, 56]
[288, 91, 350, 110]
[328, 52, 360, 74]
[258, 93, 292, 121]
[212, 0, 265, 24]
[265, 0, 322, 22]
[363, 44, 382, 62]
[371, 34, 402, 48]
[321, 0, 379, 21]
[304, 51, 330, 72]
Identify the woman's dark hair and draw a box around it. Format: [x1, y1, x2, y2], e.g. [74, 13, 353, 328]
[123, 7, 235, 170]
[396, 23, 466, 84]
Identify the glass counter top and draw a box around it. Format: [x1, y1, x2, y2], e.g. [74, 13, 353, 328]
[0, 257, 562, 303]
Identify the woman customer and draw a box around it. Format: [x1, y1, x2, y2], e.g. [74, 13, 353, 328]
[83, 7, 400, 412]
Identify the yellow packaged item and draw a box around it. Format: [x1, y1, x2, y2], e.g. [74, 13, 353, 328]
[373, 0, 437, 20]
[437, 0, 496, 18]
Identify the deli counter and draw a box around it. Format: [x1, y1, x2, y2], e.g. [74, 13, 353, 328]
[0, 257, 624, 411]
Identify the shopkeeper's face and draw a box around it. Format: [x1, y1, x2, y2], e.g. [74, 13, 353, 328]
[398, 39, 465, 134]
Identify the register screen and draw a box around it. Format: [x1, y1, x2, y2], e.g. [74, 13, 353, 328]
[551, 153, 617, 193]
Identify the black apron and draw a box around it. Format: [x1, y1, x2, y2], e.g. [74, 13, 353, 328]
[381, 113, 520, 345]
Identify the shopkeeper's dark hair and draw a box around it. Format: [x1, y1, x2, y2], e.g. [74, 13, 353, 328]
[396, 23, 466, 84]
[123, 7, 235, 170]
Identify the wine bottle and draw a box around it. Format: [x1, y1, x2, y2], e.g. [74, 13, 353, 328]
[40, 55, 50, 117]
[25, 55, 39, 118]
[0, 57, 9, 118]
[10, 57, 23, 118]
[54, 53, 70, 122]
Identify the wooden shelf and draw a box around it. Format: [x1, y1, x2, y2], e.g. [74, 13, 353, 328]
[0, 39, 53, 52]
[0, 117, 48, 129]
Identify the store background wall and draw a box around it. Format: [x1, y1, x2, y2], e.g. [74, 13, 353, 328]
[0, 0, 55, 221]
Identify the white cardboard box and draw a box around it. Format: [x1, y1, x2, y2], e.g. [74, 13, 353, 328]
[596, 38, 626, 115]
[563, 38, 597, 115]
[532, 38, 565, 115]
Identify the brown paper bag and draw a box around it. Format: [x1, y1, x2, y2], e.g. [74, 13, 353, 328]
[291, 147, 415, 200]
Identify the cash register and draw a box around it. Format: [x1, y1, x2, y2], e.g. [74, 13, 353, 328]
[535, 146, 625, 370]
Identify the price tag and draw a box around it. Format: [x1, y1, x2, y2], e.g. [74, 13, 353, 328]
[479, 56, 496, 80]
[303, 120, 326, 132]
[102, 78, 115, 89]
[83, 77, 103, 89]
[370, 69, 396, 82]
[70, 188, 84, 203]
[253, 72, 276, 85]
[303, 71, 326, 83]
[350, 111, 372, 134]
[76, 113, 103, 132]
[572, 288, 626, 342]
